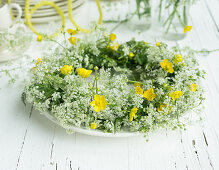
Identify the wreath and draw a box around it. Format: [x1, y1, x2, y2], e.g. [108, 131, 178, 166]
[23, 26, 205, 135]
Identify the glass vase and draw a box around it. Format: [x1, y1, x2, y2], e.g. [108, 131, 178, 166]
[128, 0, 151, 31]
[157, 1, 190, 40]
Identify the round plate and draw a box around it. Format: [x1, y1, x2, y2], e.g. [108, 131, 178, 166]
[43, 112, 141, 137]
[29, 2, 84, 23]
[12, 0, 85, 17]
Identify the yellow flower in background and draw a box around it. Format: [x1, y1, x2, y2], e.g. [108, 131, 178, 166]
[184, 26, 192, 33]
[174, 54, 183, 64]
[144, 41, 148, 45]
[60, 65, 72, 75]
[67, 29, 78, 35]
[36, 58, 42, 65]
[129, 52, 135, 59]
[136, 86, 143, 95]
[156, 42, 161, 47]
[130, 107, 138, 122]
[68, 37, 77, 45]
[110, 33, 116, 41]
[76, 68, 92, 78]
[37, 34, 43, 42]
[143, 88, 156, 101]
[171, 91, 183, 101]
[157, 104, 173, 114]
[189, 84, 197, 92]
[160, 59, 174, 73]
[91, 122, 97, 129]
[134, 82, 142, 88]
[90, 94, 107, 112]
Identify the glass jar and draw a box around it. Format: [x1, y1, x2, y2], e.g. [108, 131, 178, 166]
[128, 0, 151, 31]
[157, 0, 191, 40]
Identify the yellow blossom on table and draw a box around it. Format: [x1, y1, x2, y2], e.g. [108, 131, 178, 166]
[160, 59, 174, 73]
[36, 58, 42, 65]
[134, 82, 142, 88]
[68, 37, 77, 45]
[189, 84, 197, 92]
[67, 29, 78, 35]
[91, 122, 97, 129]
[156, 42, 161, 47]
[184, 26, 192, 33]
[76, 68, 92, 78]
[90, 94, 107, 112]
[129, 52, 135, 59]
[37, 34, 42, 42]
[157, 104, 173, 114]
[174, 54, 183, 64]
[136, 86, 143, 95]
[171, 91, 183, 101]
[143, 88, 156, 101]
[110, 33, 116, 41]
[130, 107, 138, 122]
[60, 65, 72, 75]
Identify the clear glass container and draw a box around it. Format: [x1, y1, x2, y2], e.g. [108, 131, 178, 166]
[128, 0, 151, 31]
[157, 0, 190, 40]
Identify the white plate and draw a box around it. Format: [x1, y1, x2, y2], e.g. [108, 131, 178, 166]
[12, 0, 85, 17]
[43, 112, 141, 137]
[29, 2, 84, 23]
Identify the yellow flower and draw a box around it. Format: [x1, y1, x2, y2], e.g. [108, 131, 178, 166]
[115, 43, 119, 49]
[157, 104, 173, 114]
[67, 29, 78, 35]
[134, 82, 142, 88]
[160, 59, 174, 73]
[90, 94, 107, 112]
[143, 88, 156, 101]
[184, 26, 192, 33]
[129, 52, 135, 59]
[189, 84, 197, 92]
[36, 58, 42, 65]
[144, 41, 148, 45]
[91, 122, 97, 129]
[60, 65, 72, 75]
[171, 91, 183, 101]
[130, 107, 138, 122]
[37, 34, 43, 42]
[76, 68, 92, 78]
[156, 42, 161, 47]
[110, 33, 116, 41]
[107, 42, 119, 50]
[174, 54, 183, 64]
[68, 37, 77, 45]
[136, 86, 143, 95]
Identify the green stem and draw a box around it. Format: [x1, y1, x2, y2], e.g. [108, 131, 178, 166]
[158, 0, 163, 22]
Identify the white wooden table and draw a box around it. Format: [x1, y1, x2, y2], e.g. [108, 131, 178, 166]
[1, 0, 219, 169]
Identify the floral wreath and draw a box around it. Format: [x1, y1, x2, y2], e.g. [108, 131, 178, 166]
[23, 26, 205, 135]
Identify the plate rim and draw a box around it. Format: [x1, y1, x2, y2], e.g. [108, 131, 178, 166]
[43, 111, 141, 137]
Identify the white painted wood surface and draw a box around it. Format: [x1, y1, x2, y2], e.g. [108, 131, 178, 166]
[1, 0, 219, 169]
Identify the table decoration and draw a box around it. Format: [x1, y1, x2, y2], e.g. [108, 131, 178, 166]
[128, 0, 151, 30]
[0, 25, 32, 62]
[156, 0, 197, 40]
[22, 26, 205, 137]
